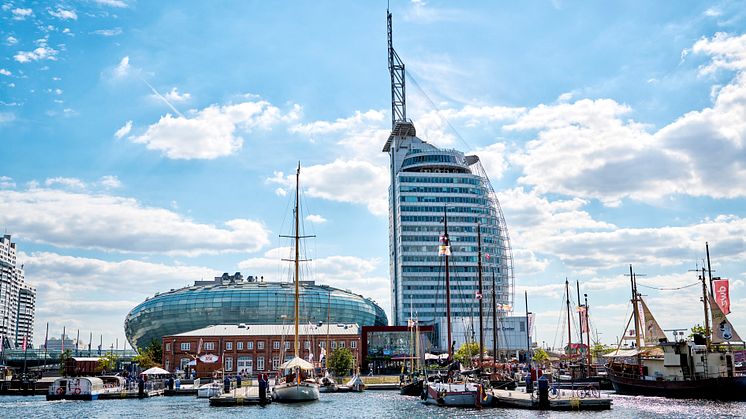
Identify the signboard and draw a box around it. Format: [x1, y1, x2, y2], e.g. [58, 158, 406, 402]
[713, 279, 731, 315]
[199, 353, 219, 363]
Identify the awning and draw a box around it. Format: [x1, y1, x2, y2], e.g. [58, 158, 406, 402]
[141, 367, 171, 375]
[280, 356, 314, 371]
[603, 349, 641, 358]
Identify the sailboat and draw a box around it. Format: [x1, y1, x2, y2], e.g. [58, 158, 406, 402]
[271, 163, 321, 403]
[605, 259, 746, 400]
[422, 219, 492, 407]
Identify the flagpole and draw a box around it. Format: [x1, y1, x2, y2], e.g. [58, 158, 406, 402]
[43, 322, 49, 369]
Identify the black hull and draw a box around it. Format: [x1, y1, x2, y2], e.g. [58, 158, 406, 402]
[399, 380, 422, 397]
[608, 372, 746, 400]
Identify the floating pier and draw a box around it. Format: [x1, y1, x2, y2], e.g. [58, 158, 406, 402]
[209, 386, 271, 406]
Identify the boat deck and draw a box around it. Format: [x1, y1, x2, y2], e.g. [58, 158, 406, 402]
[209, 386, 271, 406]
[489, 388, 612, 411]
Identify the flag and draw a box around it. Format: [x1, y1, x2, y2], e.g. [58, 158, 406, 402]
[319, 347, 326, 361]
[22, 335, 27, 351]
[438, 244, 451, 256]
[709, 294, 742, 343]
[475, 292, 483, 300]
[197, 337, 203, 354]
[579, 307, 589, 334]
[485, 253, 490, 261]
[713, 279, 731, 315]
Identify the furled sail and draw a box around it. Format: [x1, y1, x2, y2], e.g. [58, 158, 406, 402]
[709, 295, 742, 344]
[640, 298, 667, 346]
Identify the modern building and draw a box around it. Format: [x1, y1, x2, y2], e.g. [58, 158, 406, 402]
[361, 325, 435, 374]
[383, 12, 521, 352]
[162, 323, 361, 377]
[125, 273, 387, 352]
[0, 234, 35, 350]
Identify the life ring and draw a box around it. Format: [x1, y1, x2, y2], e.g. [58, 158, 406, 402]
[74, 388, 81, 395]
[56, 387, 64, 395]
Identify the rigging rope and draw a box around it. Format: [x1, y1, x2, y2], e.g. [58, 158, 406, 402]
[637, 281, 699, 291]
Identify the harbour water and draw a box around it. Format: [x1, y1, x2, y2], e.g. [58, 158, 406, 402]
[1, 391, 744, 418]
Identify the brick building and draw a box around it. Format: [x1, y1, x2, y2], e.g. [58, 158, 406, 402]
[162, 323, 360, 378]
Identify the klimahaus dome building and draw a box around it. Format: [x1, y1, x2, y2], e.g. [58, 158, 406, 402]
[124, 273, 387, 351]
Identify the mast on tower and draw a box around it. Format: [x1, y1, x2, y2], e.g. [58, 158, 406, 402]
[383, 10, 416, 152]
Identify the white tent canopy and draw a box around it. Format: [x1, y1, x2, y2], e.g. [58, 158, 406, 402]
[280, 356, 314, 371]
[140, 367, 171, 375]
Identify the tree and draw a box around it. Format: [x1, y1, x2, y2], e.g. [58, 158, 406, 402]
[59, 349, 73, 376]
[690, 325, 707, 338]
[453, 342, 483, 366]
[98, 352, 118, 373]
[327, 348, 354, 377]
[532, 347, 549, 364]
[134, 339, 163, 370]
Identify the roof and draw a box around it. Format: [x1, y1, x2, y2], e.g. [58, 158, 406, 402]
[280, 357, 314, 371]
[172, 323, 360, 338]
[71, 357, 101, 362]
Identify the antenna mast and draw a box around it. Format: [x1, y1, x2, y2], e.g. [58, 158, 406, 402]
[387, 10, 406, 128]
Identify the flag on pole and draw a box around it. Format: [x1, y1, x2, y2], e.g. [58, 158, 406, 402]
[485, 253, 490, 261]
[197, 337, 203, 355]
[475, 292, 483, 300]
[713, 279, 731, 315]
[22, 335, 27, 351]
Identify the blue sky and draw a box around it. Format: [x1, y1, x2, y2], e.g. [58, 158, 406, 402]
[2, 0, 746, 351]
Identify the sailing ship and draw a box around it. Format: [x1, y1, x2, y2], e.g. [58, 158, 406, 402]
[605, 257, 746, 400]
[422, 217, 492, 407]
[271, 163, 321, 403]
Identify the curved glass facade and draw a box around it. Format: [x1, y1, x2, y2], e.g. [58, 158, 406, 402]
[125, 280, 387, 351]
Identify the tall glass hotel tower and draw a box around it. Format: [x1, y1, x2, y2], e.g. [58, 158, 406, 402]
[384, 12, 515, 351]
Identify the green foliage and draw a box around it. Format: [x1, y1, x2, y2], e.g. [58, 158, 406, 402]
[532, 347, 549, 363]
[328, 347, 354, 377]
[690, 325, 707, 337]
[98, 352, 118, 373]
[453, 342, 483, 366]
[59, 349, 72, 375]
[134, 339, 163, 369]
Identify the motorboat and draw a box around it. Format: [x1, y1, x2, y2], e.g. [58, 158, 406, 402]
[197, 381, 222, 398]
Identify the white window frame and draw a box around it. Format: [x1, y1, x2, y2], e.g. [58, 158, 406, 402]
[257, 341, 264, 350]
[225, 356, 233, 371]
[257, 356, 265, 371]
[226, 341, 233, 350]
[180, 342, 190, 351]
[165, 343, 171, 352]
[350, 341, 357, 349]
[204, 342, 215, 351]
[272, 356, 280, 370]
[339, 341, 345, 348]
[247, 341, 254, 350]
[284, 341, 290, 350]
[304, 341, 310, 349]
[237, 341, 243, 350]
[331, 341, 337, 349]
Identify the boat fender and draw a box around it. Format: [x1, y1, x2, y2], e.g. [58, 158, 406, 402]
[74, 388, 81, 395]
[56, 387, 64, 395]
[438, 390, 446, 399]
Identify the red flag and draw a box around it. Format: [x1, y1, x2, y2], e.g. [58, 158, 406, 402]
[713, 279, 731, 315]
[475, 292, 483, 300]
[22, 335, 27, 351]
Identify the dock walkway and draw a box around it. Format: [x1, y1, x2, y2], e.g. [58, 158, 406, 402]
[209, 386, 271, 406]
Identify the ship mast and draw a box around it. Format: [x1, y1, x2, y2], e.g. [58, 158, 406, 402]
[477, 223, 484, 369]
[294, 163, 301, 359]
[565, 279, 572, 355]
[491, 267, 498, 364]
[387, 9, 406, 129]
[442, 206, 453, 359]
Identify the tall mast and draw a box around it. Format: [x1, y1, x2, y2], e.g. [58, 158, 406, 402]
[701, 267, 711, 349]
[525, 291, 531, 367]
[443, 206, 452, 359]
[565, 278, 572, 354]
[294, 163, 301, 359]
[387, 9, 406, 128]
[706, 242, 714, 297]
[326, 288, 331, 367]
[629, 265, 641, 350]
[491, 267, 498, 363]
[576, 280, 583, 354]
[584, 294, 591, 378]
[477, 223, 484, 369]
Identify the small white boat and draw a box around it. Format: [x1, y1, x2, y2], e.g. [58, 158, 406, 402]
[423, 380, 492, 407]
[317, 374, 338, 393]
[47, 377, 120, 400]
[197, 381, 223, 398]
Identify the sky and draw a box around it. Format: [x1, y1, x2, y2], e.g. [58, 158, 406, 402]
[2, 0, 746, 351]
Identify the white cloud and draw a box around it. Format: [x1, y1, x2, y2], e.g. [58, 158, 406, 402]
[12, 8, 33, 20]
[44, 177, 86, 189]
[132, 100, 295, 160]
[161, 87, 191, 102]
[90, 28, 122, 37]
[48, 8, 77, 20]
[305, 214, 327, 224]
[14, 46, 59, 63]
[469, 142, 507, 181]
[0, 187, 271, 256]
[268, 160, 389, 216]
[290, 110, 385, 137]
[113, 56, 130, 77]
[6, 36, 18, 45]
[238, 249, 389, 317]
[0, 69, 11, 76]
[0, 112, 16, 124]
[0, 176, 15, 189]
[274, 188, 287, 197]
[704, 8, 722, 17]
[692, 32, 746, 75]
[93, 0, 128, 7]
[22, 250, 217, 349]
[99, 175, 122, 189]
[114, 120, 132, 139]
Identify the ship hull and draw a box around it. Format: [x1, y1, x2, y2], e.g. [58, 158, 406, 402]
[608, 371, 746, 400]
